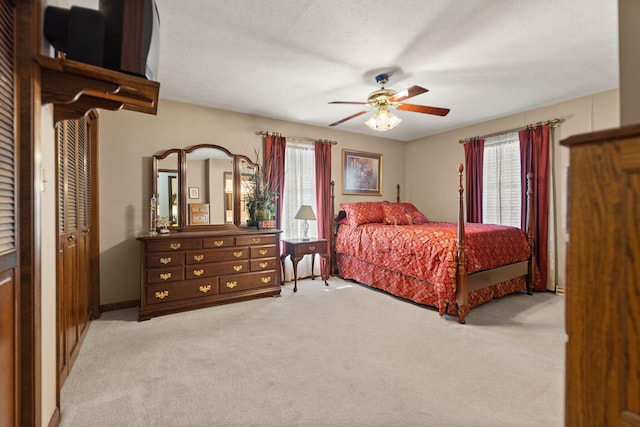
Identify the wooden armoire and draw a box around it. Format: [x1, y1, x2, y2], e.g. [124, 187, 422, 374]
[562, 125, 640, 427]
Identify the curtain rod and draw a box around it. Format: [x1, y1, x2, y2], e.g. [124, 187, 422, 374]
[255, 130, 337, 145]
[458, 118, 563, 144]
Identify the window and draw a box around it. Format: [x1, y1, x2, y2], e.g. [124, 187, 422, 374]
[482, 132, 521, 227]
[281, 138, 316, 239]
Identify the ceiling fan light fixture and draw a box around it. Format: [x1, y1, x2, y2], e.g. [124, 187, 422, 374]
[365, 108, 402, 131]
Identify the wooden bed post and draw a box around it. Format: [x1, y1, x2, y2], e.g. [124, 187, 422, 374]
[330, 180, 337, 275]
[526, 172, 535, 294]
[455, 163, 469, 324]
[396, 184, 400, 202]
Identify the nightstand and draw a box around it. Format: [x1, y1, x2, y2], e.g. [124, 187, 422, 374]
[281, 238, 329, 292]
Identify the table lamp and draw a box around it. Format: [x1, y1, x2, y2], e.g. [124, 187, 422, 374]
[295, 205, 316, 241]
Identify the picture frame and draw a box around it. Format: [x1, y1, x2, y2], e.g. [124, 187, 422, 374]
[188, 187, 199, 199]
[342, 149, 382, 195]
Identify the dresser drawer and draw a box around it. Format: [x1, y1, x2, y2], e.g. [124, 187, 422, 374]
[202, 236, 235, 249]
[191, 247, 249, 262]
[219, 271, 277, 293]
[146, 277, 219, 305]
[185, 260, 250, 279]
[236, 234, 277, 246]
[146, 251, 185, 268]
[250, 258, 278, 272]
[146, 266, 184, 284]
[250, 245, 277, 258]
[293, 241, 328, 257]
[146, 238, 201, 252]
[186, 248, 251, 264]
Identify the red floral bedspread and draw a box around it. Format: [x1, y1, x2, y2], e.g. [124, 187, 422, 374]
[335, 222, 530, 304]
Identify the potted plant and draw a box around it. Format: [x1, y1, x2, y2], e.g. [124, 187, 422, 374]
[245, 149, 277, 229]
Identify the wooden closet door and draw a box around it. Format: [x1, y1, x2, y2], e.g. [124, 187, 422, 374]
[0, 1, 18, 425]
[57, 116, 94, 384]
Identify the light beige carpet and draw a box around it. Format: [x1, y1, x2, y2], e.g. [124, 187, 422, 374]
[59, 277, 565, 427]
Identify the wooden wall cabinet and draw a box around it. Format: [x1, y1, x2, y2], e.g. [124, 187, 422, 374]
[561, 125, 640, 427]
[138, 230, 281, 320]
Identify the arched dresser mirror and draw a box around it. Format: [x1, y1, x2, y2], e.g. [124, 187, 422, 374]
[152, 144, 259, 231]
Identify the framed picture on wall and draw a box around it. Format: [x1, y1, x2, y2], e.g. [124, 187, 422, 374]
[342, 149, 382, 196]
[188, 187, 199, 199]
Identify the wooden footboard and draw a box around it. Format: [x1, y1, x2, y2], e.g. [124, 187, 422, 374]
[454, 163, 534, 323]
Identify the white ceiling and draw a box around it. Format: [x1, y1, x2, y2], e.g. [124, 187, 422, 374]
[68, 0, 619, 141]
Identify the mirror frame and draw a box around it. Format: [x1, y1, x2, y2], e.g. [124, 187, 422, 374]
[153, 144, 259, 231]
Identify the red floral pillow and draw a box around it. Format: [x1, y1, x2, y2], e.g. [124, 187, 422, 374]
[383, 202, 429, 225]
[382, 203, 411, 225]
[340, 202, 386, 227]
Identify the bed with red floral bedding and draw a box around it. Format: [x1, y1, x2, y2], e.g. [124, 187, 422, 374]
[334, 198, 534, 323]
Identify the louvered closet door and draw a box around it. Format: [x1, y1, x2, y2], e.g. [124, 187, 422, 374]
[57, 116, 93, 384]
[0, 1, 18, 425]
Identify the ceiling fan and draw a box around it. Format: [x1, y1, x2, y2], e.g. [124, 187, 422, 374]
[328, 73, 450, 131]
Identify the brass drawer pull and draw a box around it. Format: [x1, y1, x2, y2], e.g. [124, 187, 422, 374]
[259, 249, 268, 255]
[155, 290, 169, 299]
[169, 242, 181, 250]
[259, 262, 268, 269]
[252, 237, 261, 243]
[233, 251, 243, 258]
[308, 246, 316, 251]
[159, 257, 171, 265]
[261, 276, 271, 284]
[160, 273, 172, 281]
[214, 240, 224, 247]
[233, 265, 243, 272]
[226, 281, 238, 289]
[193, 269, 204, 277]
[199, 284, 212, 293]
[193, 254, 204, 262]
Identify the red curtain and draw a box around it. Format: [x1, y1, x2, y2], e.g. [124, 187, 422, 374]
[315, 141, 332, 274]
[264, 135, 286, 229]
[519, 124, 550, 291]
[463, 138, 485, 223]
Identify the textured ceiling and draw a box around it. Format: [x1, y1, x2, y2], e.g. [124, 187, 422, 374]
[68, 0, 619, 141]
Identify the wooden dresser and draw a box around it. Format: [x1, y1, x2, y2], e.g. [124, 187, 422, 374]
[138, 229, 281, 320]
[561, 125, 640, 427]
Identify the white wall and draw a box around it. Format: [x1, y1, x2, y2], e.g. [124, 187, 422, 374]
[40, 105, 57, 427]
[404, 89, 620, 289]
[619, 0, 640, 125]
[98, 100, 405, 304]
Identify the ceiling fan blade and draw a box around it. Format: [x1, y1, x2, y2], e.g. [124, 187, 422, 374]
[329, 101, 368, 105]
[329, 110, 369, 126]
[396, 103, 450, 116]
[389, 85, 428, 103]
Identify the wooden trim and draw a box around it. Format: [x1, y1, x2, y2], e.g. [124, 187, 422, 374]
[16, 0, 42, 424]
[99, 299, 139, 313]
[561, 122, 640, 147]
[46, 407, 60, 427]
[88, 110, 101, 319]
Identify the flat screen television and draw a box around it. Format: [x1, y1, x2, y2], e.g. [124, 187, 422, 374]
[43, 0, 159, 80]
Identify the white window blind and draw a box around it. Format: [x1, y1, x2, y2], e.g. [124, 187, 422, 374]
[282, 138, 317, 240]
[281, 138, 318, 280]
[482, 132, 521, 227]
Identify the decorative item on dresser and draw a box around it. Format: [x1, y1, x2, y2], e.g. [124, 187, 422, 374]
[138, 230, 281, 320]
[561, 125, 640, 427]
